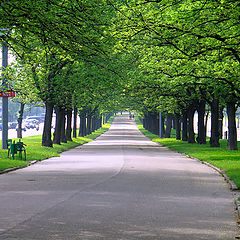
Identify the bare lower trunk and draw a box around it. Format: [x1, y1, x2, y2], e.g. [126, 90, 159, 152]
[219, 106, 224, 139]
[92, 117, 97, 132]
[42, 102, 54, 147]
[210, 99, 220, 147]
[149, 112, 159, 135]
[144, 113, 149, 131]
[165, 113, 173, 138]
[188, 107, 196, 143]
[73, 106, 77, 138]
[98, 117, 102, 129]
[86, 114, 92, 135]
[182, 111, 188, 141]
[197, 100, 206, 144]
[53, 106, 64, 144]
[17, 103, 25, 139]
[226, 101, 238, 150]
[60, 111, 67, 143]
[79, 110, 87, 137]
[175, 113, 181, 140]
[66, 109, 72, 141]
[204, 110, 209, 141]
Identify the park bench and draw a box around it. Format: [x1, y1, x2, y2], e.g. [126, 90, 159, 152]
[7, 139, 27, 160]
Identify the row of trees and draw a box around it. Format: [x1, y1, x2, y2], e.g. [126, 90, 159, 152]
[111, 0, 240, 150]
[0, 0, 123, 147]
[0, 0, 239, 150]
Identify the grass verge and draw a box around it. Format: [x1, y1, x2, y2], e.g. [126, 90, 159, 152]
[136, 117, 240, 189]
[0, 117, 114, 172]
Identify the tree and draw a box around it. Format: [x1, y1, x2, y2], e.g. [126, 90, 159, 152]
[4, 62, 41, 138]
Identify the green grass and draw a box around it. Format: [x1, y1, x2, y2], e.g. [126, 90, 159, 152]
[136, 118, 240, 189]
[0, 117, 114, 172]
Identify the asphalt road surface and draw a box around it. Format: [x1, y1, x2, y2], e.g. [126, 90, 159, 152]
[0, 123, 44, 140]
[0, 115, 238, 240]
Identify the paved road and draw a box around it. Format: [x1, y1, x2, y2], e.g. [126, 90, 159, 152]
[0, 123, 44, 140]
[0, 116, 238, 239]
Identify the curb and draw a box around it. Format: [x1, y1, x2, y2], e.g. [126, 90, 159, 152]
[0, 119, 114, 176]
[203, 161, 238, 191]
[194, 158, 240, 222]
[0, 124, 112, 176]
[0, 125, 112, 176]
[183, 154, 238, 190]
[0, 160, 38, 175]
[146, 142, 240, 219]
[185, 155, 240, 220]
[202, 161, 240, 220]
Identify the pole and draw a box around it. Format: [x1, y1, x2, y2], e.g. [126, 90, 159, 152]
[2, 41, 8, 149]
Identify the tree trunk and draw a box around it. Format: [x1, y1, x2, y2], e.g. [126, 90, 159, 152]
[148, 113, 153, 133]
[219, 106, 224, 139]
[105, 113, 112, 122]
[99, 117, 102, 128]
[210, 99, 220, 147]
[42, 102, 54, 147]
[226, 101, 238, 150]
[60, 111, 67, 143]
[82, 116, 87, 136]
[188, 107, 196, 143]
[197, 100, 206, 144]
[172, 116, 176, 129]
[182, 111, 188, 141]
[161, 115, 165, 136]
[165, 113, 173, 138]
[204, 110, 209, 141]
[144, 113, 148, 130]
[79, 111, 87, 137]
[175, 113, 181, 140]
[86, 114, 92, 135]
[92, 117, 96, 132]
[145, 114, 149, 131]
[152, 113, 159, 135]
[73, 106, 77, 138]
[66, 109, 72, 141]
[147, 112, 158, 135]
[53, 106, 64, 144]
[17, 103, 25, 139]
[154, 114, 159, 135]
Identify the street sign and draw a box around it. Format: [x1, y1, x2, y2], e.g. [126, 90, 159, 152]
[0, 91, 15, 97]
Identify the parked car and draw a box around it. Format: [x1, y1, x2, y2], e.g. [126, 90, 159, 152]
[0, 123, 2, 131]
[26, 116, 45, 123]
[24, 119, 39, 129]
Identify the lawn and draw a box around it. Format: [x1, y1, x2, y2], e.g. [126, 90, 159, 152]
[136, 118, 240, 189]
[0, 117, 113, 172]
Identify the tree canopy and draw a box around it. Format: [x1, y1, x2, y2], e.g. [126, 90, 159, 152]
[0, 0, 239, 149]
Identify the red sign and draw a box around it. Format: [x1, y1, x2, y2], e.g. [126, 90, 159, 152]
[0, 91, 15, 97]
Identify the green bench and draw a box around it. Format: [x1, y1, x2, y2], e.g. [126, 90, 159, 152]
[7, 139, 27, 160]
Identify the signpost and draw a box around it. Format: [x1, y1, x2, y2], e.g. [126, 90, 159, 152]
[2, 41, 9, 149]
[1, 29, 12, 149]
[0, 91, 15, 97]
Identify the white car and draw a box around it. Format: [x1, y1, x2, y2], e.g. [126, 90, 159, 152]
[24, 119, 39, 129]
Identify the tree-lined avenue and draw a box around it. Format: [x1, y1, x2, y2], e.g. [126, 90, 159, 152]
[0, 116, 238, 239]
